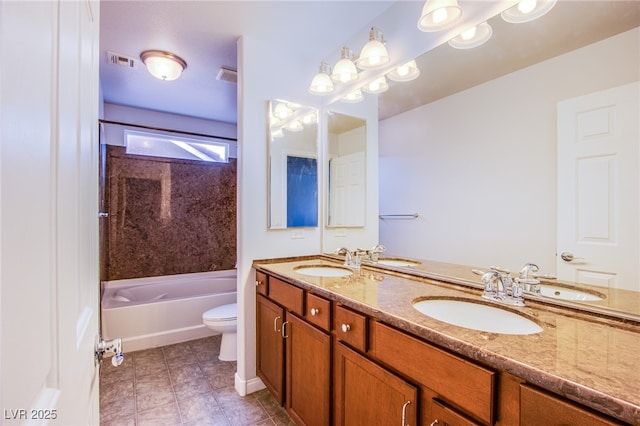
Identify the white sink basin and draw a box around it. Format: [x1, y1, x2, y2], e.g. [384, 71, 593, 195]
[539, 286, 603, 302]
[377, 258, 421, 267]
[413, 299, 543, 335]
[294, 265, 352, 277]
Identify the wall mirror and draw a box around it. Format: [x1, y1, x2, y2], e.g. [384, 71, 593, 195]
[376, 1, 640, 320]
[267, 99, 319, 229]
[326, 111, 366, 227]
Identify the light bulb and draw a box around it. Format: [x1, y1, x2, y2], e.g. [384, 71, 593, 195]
[432, 7, 448, 24]
[461, 26, 477, 41]
[518, 0, 537, 14]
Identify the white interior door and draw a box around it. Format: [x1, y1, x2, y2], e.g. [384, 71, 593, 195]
[329, 151, 366, 227]
[1, 1, 101, 424]
[557, 82, 639, 291]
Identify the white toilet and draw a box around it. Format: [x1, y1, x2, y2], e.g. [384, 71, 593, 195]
[202, 303, 237, 361]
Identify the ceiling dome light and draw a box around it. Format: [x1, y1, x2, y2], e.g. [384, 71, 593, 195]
[501, 0, 557, 23]
[140, 50, 187, 81]
[418, 0, 463, 32]
[361, 76, 389, 94]
[356, 27, 390, 70]
[309, 62, 334, 95]
[332, 47, 359, 83]
[387, 60, 420, 82]
[340, 89, 364, 103]
[448, 22, 493, 49]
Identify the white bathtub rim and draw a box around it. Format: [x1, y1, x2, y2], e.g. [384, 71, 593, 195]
[102, 269, 237, 290]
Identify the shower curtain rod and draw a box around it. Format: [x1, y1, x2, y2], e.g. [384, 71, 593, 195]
[99, 119, 238, 142]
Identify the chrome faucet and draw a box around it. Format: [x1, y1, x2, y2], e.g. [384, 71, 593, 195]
[481, 270, 525, 307]
[368, 244, 386, 262]
[519, 263, 539, 280]
[334, 247, 353, 267]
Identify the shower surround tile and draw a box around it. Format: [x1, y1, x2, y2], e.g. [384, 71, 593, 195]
[103, 146, 237, 281]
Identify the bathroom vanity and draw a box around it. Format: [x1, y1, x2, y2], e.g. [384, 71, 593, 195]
[253, 256, 639, 426]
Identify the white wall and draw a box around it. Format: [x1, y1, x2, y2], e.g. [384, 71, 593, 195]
[236, 35, 379, 395]
[379, 28, 639, 274]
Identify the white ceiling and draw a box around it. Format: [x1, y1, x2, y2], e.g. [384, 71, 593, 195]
[99, 0, 395, 124]
[100, 1, 640, 125]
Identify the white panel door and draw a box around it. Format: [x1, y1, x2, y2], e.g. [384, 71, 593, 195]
[329, 152, 366, 227]
[0, 1, 101, 424]
[557, 82, 639, 291]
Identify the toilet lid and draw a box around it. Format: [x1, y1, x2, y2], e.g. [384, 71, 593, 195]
[203, 303, 237, 321]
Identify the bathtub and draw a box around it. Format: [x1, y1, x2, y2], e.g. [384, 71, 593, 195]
[101, 270, 237, 352]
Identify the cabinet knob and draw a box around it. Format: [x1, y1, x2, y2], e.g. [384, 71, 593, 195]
[310, 308, 319, 316]
[255, 280, 262, 287]
[341, 323, 351, 333]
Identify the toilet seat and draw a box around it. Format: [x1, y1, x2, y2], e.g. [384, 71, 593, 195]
[203, 303, 237, 322]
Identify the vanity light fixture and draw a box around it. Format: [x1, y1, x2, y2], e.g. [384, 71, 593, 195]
[340, 88, 364, 103]
[448, 22, 493, 49]
[273, 102, 293, 120]
[417, 0, 463, 32]
[501, 0, 557, 23]
[302, 111, 318, 125]
[284, 120, 304, 132]
[331, 47, 359, 83]
[309, 62, 334, 95]
[356, 27, 390, 69]
[361, 76, 389, 94]
[387, 60, 420, 82]
[140, 50, 187, 81]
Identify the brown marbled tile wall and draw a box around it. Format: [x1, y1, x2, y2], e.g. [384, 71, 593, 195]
[103, 145, 236, 281]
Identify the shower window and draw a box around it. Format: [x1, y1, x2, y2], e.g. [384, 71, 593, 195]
[125, 130, 229, 163]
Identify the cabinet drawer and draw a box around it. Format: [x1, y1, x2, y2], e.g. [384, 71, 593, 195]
[334, 305, 367, 352]
[520, 384, 619, 426]
[255, 270, 268, 296]
[305, 292, 331, 331]
[269, 277, 304, 316]
[370, 321, 495, 425]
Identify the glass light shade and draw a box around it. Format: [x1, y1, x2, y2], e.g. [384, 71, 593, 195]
[361, 76, 388, 94]
[302, 111, 317, 124]
[285, 120, 303, 132]
[309, 62, 334, 95]
[332, 47, 359, 83]
[273, 102, 292, 120]
[356, 28, 390, 69]
[140, 50, 187, 81]
[417, 0, 463, 32]
[340, 89, 364, 103]
[501, 0, 557, 23]
[387, 60, 420, 82]
[271, 128, 284, 139]
[448, 22, 493, 49]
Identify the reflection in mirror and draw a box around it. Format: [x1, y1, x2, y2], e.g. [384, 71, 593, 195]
[377, 1, 640, 320]
[268, 99, 319, 229]
[327, 112, 366, 227]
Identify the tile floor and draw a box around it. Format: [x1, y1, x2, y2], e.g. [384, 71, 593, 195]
[99, 335, 295, 426]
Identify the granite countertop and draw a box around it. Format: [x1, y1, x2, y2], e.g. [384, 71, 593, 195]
[254, 257, 640, 425]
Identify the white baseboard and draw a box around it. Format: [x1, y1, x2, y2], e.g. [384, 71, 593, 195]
[121, 325, 216, 352]
[234, 373, 265, 397]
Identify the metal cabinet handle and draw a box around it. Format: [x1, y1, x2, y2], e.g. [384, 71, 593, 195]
[310, 308, 319, 316]
[429, 421, 439, 426]
[282, 321, 289, 339]
[273, 315, 281, 333]
[341, 323, 351, 333]
[401, 400, 411, 426]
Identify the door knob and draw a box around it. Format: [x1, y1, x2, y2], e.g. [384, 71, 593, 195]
[95, 334, 124, 367]
[560, 251, 584, 262]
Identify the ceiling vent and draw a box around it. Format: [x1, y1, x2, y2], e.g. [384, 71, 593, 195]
[216, 67, 237, 84]
[107, 51, 136, 68]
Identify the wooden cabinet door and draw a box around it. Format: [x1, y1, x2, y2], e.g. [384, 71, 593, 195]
[256, 294, 285, 404]
[285, 313, 331, 426]
[334, 342, 417, 426]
